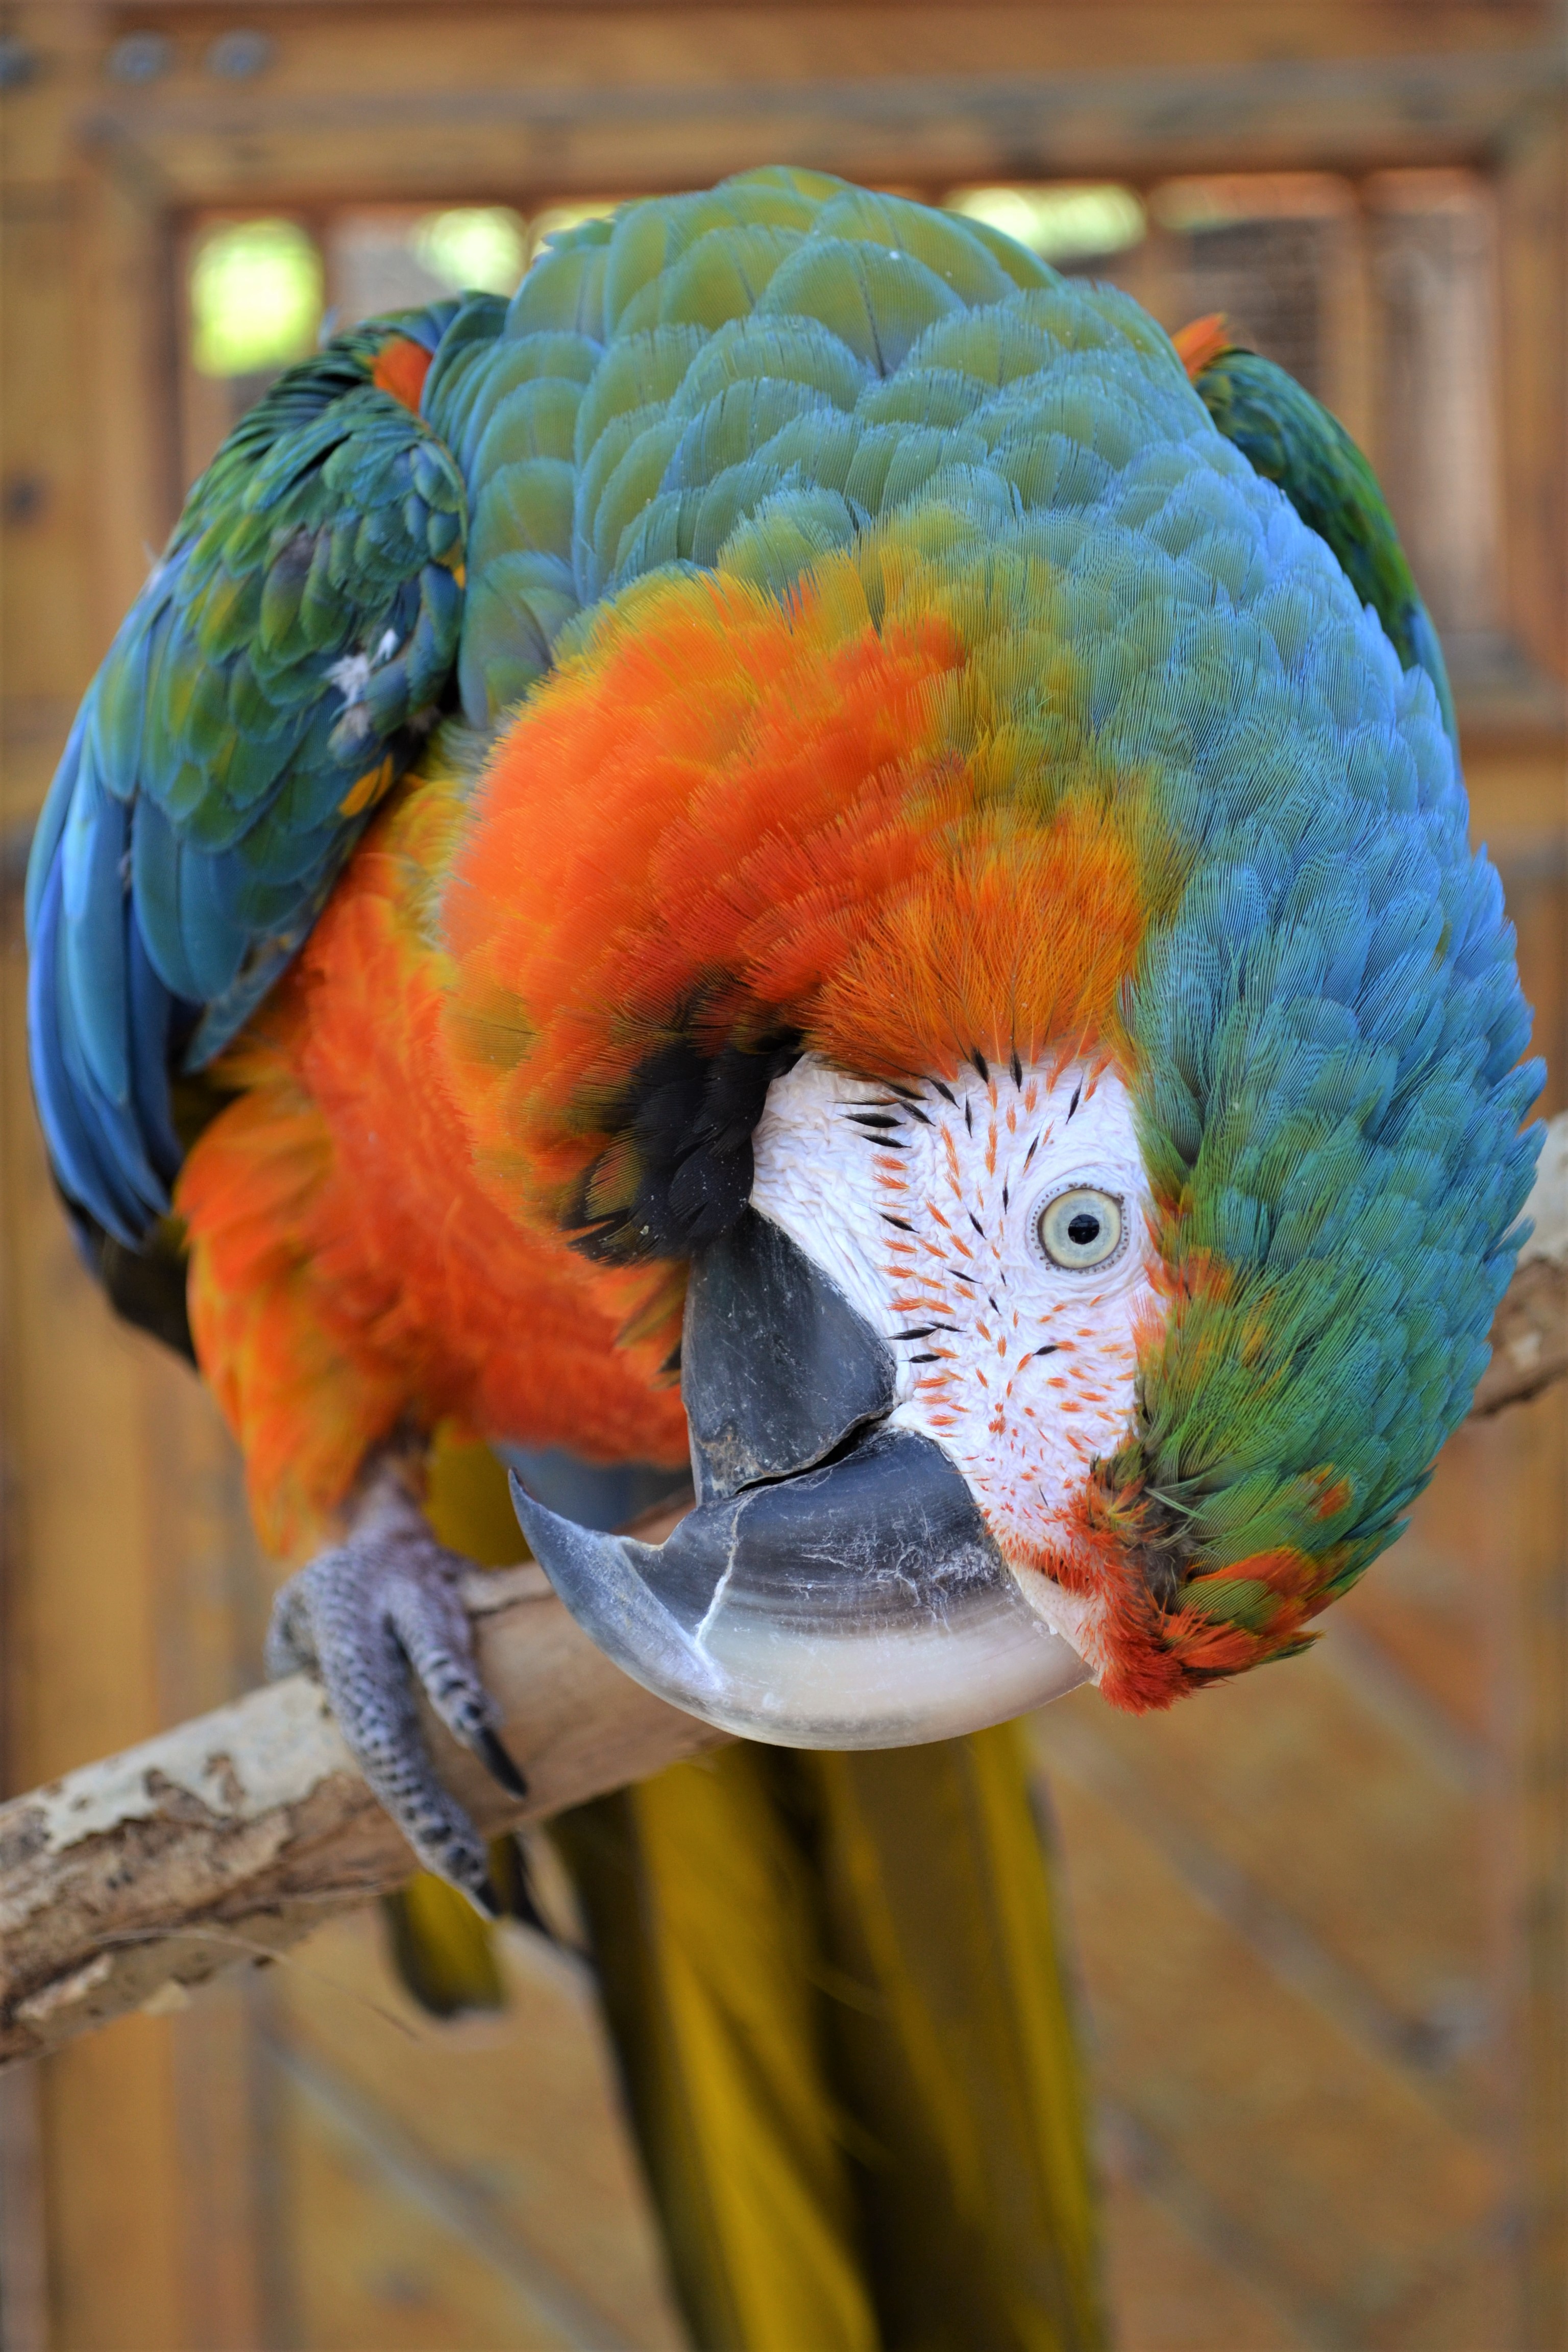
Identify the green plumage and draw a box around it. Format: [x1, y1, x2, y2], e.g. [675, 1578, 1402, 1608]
[1190, 344, 1457, 741]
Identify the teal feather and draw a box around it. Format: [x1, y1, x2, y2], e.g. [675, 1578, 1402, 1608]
[651, 224, 805, 331]
[812, 188, 1015, 308]
[855, 369, 991, 431]
[756, 238, 963, 375]
[665, 378, 834, 492]
[1190, 342, 1457, 742]
[669, 316, 867, 418]
[60, 765, 130, 1103]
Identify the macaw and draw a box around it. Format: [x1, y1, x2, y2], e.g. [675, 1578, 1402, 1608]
[27, 169, 1539, 2350]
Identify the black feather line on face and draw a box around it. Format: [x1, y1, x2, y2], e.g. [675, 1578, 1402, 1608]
[566, 1026, 802, 1265]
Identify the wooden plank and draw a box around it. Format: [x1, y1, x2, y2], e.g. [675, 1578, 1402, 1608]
[1484, 853, 1568, 2351]
[1044, 1608, 1497, 2134]
[61, 40, 1568, 210]
[0, 2065, 47, 2352]
[1496, 95, 1568, 683]
[1098, 2157, 1306, 2351]
[266, 1910, 683, 2348]
[1509, 1379, 1568, 2352]
[270, 2041, 580, 2349]
[0, 13, 269, 2339]
[1033, 1745, 1502, 2344]
[0, 192, 94, 764]
[1, 894, 273, 2352]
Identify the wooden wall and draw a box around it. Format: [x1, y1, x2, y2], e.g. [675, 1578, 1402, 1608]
[1, 6, 1563, 2347]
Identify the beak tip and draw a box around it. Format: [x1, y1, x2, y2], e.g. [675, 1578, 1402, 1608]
[508, 1468, 728, 1711]
[511, 1432, 1087, 1747]
[506, 1466, 541, 1535]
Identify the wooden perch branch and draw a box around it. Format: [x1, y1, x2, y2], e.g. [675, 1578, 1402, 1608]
[3, 1118, 1563, 2071]
[0, 1550, 722, 2070]
[1472, 1113, 1568, 1413]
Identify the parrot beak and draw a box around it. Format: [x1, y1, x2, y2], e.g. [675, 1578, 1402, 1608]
[509, 1209, 1089, 1745]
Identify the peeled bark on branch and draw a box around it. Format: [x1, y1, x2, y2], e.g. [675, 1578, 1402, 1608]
[1471, 1122, 1568, 1413]
[0, 1554, 721, 2069]
[2, 1118, 1563, 2070]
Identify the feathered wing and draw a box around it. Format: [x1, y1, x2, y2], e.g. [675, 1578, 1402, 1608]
[1178, 328, 1458, 742]
[24, 306, 473, 1250]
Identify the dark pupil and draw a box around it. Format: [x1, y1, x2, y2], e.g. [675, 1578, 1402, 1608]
[1067, 1211, 1101, 1246]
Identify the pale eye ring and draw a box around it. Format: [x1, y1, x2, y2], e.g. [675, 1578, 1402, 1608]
[1036, 1187, 1125, 1272]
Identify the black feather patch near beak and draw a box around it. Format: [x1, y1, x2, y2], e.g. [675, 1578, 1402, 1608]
[511, 1208, 1088, 1746]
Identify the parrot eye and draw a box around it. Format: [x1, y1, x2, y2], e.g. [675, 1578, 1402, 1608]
[1036, 1187, 1124, 1271]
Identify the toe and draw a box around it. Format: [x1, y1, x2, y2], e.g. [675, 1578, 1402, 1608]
[260, 1512, 521, 1914]
[386, 1562, 528, 1799]
[354, 1705, 498, 1910]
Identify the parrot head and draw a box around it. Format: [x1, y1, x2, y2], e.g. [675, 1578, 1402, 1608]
[514, 1043, 1152, 1741]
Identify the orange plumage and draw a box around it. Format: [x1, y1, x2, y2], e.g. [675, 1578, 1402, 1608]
[181, 767, 688, 1553]
[370, 334, 434, 414]
[445, 532, 1173, 1236]
[180, 526, 1164, 1553]
[1171, 312, 1232, 380]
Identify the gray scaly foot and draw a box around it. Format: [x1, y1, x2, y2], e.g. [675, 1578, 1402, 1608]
[265, 1465, 527, 1913]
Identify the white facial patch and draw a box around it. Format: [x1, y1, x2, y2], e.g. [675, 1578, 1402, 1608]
[750, 1052, 1160, 1661]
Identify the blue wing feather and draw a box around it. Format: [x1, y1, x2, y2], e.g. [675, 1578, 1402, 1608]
[176, 834, 250, 1003]
[129, 791, 200, 1003]
[27, 308, 470, 1244]
[125, 913, 185, 1188]
[29, 860, 151, 1238]
[59, 762, 131, 1105]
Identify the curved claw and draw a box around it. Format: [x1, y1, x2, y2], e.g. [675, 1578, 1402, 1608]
[264, 1503, 520, 1910]
[477, 1725, 529, 1801]
[511, 1424, 1089, 1748]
